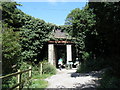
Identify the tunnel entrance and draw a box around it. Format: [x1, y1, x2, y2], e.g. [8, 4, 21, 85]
[55, 45, 66, 68]
[48, 41, 73, 68]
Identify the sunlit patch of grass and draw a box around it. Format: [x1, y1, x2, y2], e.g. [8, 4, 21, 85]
[40, 74, 53, 79]
[25, 74, 54, 88]
[29, 79, 48, 88]
[32, 74, 53, 79]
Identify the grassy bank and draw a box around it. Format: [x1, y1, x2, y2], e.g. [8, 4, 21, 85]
[24, 74, 53, 88]
[23, 61, 57, 88]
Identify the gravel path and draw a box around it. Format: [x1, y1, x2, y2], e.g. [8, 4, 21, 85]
[45, 68, 101, 89]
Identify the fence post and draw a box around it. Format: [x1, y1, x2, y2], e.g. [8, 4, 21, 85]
[40, 63, 42, 75]
[29, 66, 32, 78]
[17, 69, 21, 90]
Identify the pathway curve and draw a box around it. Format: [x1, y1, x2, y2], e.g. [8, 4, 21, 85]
[45, 68, 102, 89]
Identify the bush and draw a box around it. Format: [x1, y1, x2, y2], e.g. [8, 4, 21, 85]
[77, 57, 108, 73]
[26, 79, 48, 88]
[20, 61, 42, 80]
[23, 61, 56, 88]
[2, 25, 21, 88]
[98, 69, 120, 89]
[42, 61, 56, 75]
[2, 25, 21, 75]
[2, 77, 17, 88]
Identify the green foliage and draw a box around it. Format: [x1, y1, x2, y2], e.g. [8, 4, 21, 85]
[98, 69, 120, 89]
[28, 79, 48, 88]
[1, 1, 23, 28]
[82, 52, 90, 61]
[73, 5, 120, 90]
[21, 61, 55, 88]
[1, 0, 56, 65]
[65, 7, 96, 36]
[20, 14, 56, 63]
[1, 1, 23, 88]
[1, 1, 120, 89]
[88, 2, 120, 76]
[2, 25, 21, 74]
[65, 6, 96, 61]
[42, 61, 56, 74]
[1, 1, 57, 88]
[42, 64, 56, 74]
[77, 57, 108, 73]
[32, 74, 48, 80]
[32, 65, 41, 77]
[2, 76, 17, 88]
[20, 61, 31, 70]
[65, 2, 120, 88]
[18, 62, 44, 88]
[59, 25, 73, 39]
[24, 75, 48, 88]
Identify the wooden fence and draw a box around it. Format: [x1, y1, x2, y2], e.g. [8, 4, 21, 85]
[0, 66, 32, 90]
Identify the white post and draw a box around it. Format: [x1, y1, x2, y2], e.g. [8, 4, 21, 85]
[29, 66, 32, 78]
[17, 70, 21, 90]
[40, 63, 42, 75]
[48, 44, 54, 65]
[66, 44, 72, 64]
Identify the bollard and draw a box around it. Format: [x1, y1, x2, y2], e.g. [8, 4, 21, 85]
[29, 66, 32, 78]
[40, 63, 42, 75]
[17, 69, 21, 90]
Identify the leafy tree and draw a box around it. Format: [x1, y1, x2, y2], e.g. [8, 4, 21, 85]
[2, 24, 21, 74]
[88, 2, 120, 76]
[1, 1, 23, 75]
[1, 0, 56, 66]
[65, 7, 96, 61]
[20, 14, 56, 63]
[59, 25, 73, 37]
[1, 1, 23, 29]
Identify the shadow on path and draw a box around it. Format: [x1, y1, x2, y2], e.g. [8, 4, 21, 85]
[70, 70, 104, 78]
[69, 69, 105, 89]
[45, 68, 105, 89]
[73, 83, 97, 90]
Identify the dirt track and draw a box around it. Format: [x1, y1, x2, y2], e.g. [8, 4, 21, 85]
[45, 68, 101, 89]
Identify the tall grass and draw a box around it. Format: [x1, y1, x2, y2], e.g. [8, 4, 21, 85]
[23, 61, 56, 88]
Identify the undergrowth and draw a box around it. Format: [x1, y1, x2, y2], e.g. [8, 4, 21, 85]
[98, 69, 120, 89]
[23, 61, 56, 88]
[77, 57, 120, 89]
[2, 61, 56, 89]
[77, 57, 108, 73]
[24, 74, 51, 88]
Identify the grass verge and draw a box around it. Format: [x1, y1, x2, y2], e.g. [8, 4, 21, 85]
[24, 74, 54, 88]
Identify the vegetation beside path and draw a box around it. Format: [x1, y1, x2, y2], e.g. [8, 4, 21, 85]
[23, 61, 57, 88]
[66, 2, 120, 89]
[24, 74, 52, 88]
[1, 0, 120, 89]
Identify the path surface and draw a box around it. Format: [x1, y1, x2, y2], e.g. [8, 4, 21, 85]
[45, 68, 102, 89]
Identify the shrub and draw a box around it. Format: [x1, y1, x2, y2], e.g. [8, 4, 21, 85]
[23, 61, 56, 88]
[27, 79, 48, 88]
[2, 77, 17, 88]
[98, 69, 120, 89]
[20, 61, 44, 80]
[77, 57, 108, 73]
[2, 25, 21, 75]
[42, 61, 56, 75]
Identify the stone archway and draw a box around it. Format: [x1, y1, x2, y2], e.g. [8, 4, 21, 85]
[48, 41, 73, 67]
[54, 44, 66, 67]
